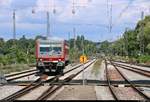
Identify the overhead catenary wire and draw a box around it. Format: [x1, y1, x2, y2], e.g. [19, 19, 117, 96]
[112, 0, 136, 28]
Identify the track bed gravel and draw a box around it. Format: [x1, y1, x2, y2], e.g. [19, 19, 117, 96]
[17, 86, 50, 100]
[107, 65, 124, 81]
[0, 85, 25, 100]
[113, 87, 145, 100]
[51, 85, 97, 100]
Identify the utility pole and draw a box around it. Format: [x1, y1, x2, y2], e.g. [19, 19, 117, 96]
[72, 0, 76, 50]
[124, 28, 129, 56]
[71, 0, 87, 49]
[109, 4, 112, 32]
[140, 11, 144, 55]
[107, 0, 112, 32]
[13, 10, 16, 64]
[82, 35, 85, 85]
[13, 10, 16, 40]
[47, 12, 50, 38]
[73, 27, 76, 50]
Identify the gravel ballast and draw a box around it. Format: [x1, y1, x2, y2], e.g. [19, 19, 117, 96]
[0, 85, 25, 100]
[107, 65, 124, 81]
[51, 85, 97, 100]
[113, 87, 145, 100]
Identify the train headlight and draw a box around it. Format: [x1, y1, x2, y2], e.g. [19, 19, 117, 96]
[57, 61, 64, 67]
[38, 61, 43, 66]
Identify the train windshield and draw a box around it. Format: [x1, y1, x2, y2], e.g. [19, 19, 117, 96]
[39, 44, 62, 56]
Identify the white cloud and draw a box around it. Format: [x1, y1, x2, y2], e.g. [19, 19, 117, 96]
[1, 0, 150, 41]
[0, 0, 12, 6]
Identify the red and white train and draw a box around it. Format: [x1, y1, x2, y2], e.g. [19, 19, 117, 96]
[35, 37, 69, 76]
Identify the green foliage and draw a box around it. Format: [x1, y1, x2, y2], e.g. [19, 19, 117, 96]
[0, 35, 96, 66]
[138, 55, 150, 63]
[0, 64, 31, 74]
[0, 35, 35, 66]
[69, 35, 97, 62]
[146, 44, 150, 53]
[98, 15, 150, 64]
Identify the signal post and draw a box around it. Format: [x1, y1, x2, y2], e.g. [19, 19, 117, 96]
[80, 55, 87, 85]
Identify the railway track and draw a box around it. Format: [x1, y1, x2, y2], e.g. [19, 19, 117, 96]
[114, 60, 150, 68]
[6, 71, 37, 82]
[104, 59, 119, 100]
[5, 69, 36, 78]
[5, 61, 91, 82]
[105, 59, 150, 100]
[2, 60, 95, 101]
[112, 62, 150, 78]
[36, 60, 95, 100]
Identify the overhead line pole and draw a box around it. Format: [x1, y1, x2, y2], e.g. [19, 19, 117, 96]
[13, 10, 16, 64]
[13, 10, 16, 40]
[124, 28, 129, 56]
[47, 11, 50, 38]
[140, 11, 144, 55]
[109, 4, 112, 32]
[73, 27, 76, 50]
[82, 34, 85, 85]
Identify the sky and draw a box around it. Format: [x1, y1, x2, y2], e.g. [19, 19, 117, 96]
[0, 0, 150, 42]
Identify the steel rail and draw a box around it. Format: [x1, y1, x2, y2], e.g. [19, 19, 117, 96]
[2, 60, 93, 101]
[114, 64, 150, 78]
[6, 72, 37, 81]
[113, 60, 150, 68]
[112, 61, 150, 73]
[2, 77, 41, 102]
[104, 59, 119, 100]
[6, 61, 90, 82]
[5, 69, 36, 78]
[36, 60, 96, 100]
[109, 60, 150, 100]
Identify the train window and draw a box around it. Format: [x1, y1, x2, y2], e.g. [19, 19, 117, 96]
[40, 46, 62, 56]
[40, 47, 51, 55]
[52, 47, 62, 55]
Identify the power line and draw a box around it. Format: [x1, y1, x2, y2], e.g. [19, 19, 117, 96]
[56, 23, 108, 28]
[112, 0, 136, 28]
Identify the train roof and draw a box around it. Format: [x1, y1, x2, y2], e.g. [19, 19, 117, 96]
[37, 37, 64, 43]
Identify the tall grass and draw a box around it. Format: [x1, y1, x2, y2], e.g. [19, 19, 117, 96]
[91, 59, 102, 76]
[0, 64, 32, 74]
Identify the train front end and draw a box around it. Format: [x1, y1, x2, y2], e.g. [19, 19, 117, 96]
[36, 38, 69, 76]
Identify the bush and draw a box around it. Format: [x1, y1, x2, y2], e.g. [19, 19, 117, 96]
[128, 57, 138, 64]
[138, 55, 150, 64]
